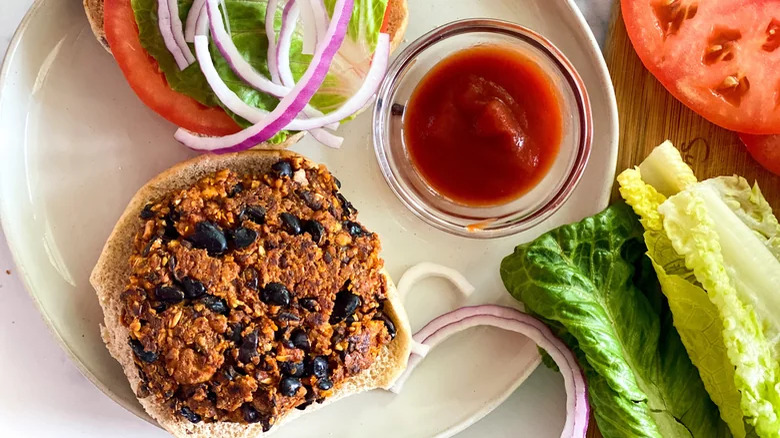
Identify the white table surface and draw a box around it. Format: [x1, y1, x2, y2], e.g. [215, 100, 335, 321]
[0, 1, 610, 436]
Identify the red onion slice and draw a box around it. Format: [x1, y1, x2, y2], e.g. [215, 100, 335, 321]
[397, 262, 475, 303]
[157, 0, 193, 70]
[309, 128, 344, 148]
[205, 0, 290, 98]
[276, 1, 340, 134]
[175, 0, 357, 152]
[219, 0, 232, 34]
[308, 0, 329, 43]
[390, 305, 589, 438]
[201, 1, 339, 143]
[299, 0, 318, 55]
[184, 0, 206, 43]
[265, 0, 282, 84]
[167, 0, 196, 65]
[194, 34, 332, 135]
[277, 0, 301, 88]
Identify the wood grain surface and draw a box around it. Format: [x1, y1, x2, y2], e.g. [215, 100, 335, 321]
[587, 3, 779, 437]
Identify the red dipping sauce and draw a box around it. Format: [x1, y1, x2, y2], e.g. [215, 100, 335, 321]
[404, 45, 563, 206]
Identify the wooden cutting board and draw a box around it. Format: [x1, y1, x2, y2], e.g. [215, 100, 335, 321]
[586, 3, 780, 437]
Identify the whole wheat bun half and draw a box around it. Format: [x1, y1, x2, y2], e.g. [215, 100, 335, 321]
[90, 150, 412, 438]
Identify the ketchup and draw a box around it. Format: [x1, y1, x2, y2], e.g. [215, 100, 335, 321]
[403, 45, 562, 206]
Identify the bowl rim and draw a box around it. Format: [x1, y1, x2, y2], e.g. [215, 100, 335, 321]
[372, 18, 594, 239]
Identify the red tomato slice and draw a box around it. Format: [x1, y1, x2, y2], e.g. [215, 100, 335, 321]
[740, 133, 780, 176]
[104, 0, 241, 136]
[621, 0, 780, 135]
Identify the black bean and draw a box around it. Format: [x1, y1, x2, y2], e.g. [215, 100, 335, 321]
[180, 406, 201, 423]
[202, 296, 228, 315]
[317, 378, 333, 391]
[345, 314, 357, 324]
[299, 191, 323, 210]
[391, 103, 405, 116]
[140, 204, 155, 220]
[238, 330, 259, 363]
[232, 227, 258, 249]
[180, 277, 206, 299]
[156, 285, 185, 303]
[129, 339, 158, 363]
[229, 182, 244, 198]
[344, 221, 365, 237]
[277, 312, 300, 322]
[188, 221, 227, 256]
[228, 323, 244, 345]
[163, 216, 179, 240]
[242, 404, 261, 423]
[272, 160, 294, 178]
[290, 329, 310, 350]
[207, 391, 218, 403]
[309, 356, 329, 379]
[262, 283, 291, 307]
[374, 312, 397, 339]
[152, 303, 168, 314]
[303, 220, 325, 244]
[336, 193, 356, 216]
[299, 298, 318, 312]
[279, 377, 302, 397]
[279, 361, 305, 377]
[280, 213, 302, 235]
[330, 290, 361, 324]
[243, 205, 267, 225]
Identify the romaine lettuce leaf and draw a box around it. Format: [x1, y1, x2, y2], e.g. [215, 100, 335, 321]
[619, 167, 748, 438]
[620, 142, 780, 437]
[500, 203, 729, 438]
[660, 184, 780, 437]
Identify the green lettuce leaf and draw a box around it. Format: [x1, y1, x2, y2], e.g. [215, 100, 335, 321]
[132, 0, 219, 107]
[620, 142, 780, 437]
[660, 184, 780, 437]
[619, 167, 749, 438]
[500, 203, 729, 438]
[700, 177, 780, 260]
[132, 0, 387, 140]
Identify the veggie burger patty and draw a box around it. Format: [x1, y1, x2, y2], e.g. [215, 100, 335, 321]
[119, 156, 396, 431]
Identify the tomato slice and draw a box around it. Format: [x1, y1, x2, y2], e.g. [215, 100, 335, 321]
[740, 133, 780, 176]
[621, 0, 780, 135]
[104, 0, 241, 136]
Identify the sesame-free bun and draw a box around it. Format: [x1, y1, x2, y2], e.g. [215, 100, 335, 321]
[90, 150, 412, 437]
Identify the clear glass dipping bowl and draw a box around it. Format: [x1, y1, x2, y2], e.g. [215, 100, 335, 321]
[373, 19, 593, 238]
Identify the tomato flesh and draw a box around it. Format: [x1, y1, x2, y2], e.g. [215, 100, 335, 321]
[740, 133, 780, 176]
[622, 0, 780, 135]
[104, 0, 242, 136]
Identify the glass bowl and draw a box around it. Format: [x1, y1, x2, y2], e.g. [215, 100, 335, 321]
[373, 19, 593, 238]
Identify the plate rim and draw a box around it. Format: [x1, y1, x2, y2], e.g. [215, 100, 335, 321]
[0, 0, 618, 434]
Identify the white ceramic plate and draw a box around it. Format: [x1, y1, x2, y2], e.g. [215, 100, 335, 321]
[0, 0, 617, 436]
